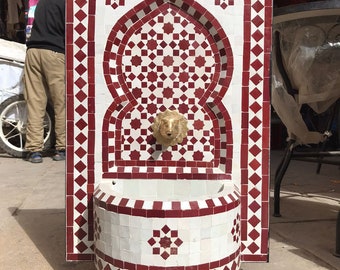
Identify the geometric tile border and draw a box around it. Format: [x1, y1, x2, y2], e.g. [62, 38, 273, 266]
[240, 0, 271, 261]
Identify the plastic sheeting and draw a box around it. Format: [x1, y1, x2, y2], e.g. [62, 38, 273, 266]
[272, 15, 340, 144]
[0, 39, 25, 103]
[0, 59, 24, 102]
[0, 38, 26, 62]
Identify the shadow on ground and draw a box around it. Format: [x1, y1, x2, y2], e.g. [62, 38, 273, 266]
[241, 194, 340, 270]
[8, 150, 340, 270]
[269, 194, 340, 270]
[11, 208, 94, 270]
[12, 197, 340, 270]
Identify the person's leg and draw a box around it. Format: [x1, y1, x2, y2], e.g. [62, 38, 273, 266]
[41, 50, 65, 154]
[24, 48, 48, 159]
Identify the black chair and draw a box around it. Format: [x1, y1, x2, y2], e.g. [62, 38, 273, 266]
[272, 31, 340, 217]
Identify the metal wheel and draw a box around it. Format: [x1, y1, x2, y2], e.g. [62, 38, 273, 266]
[0, 94, 54, 157]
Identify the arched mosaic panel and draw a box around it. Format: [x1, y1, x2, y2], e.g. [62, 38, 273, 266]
[102, 2, 234, 180]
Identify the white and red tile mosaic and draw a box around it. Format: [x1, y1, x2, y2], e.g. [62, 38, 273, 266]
[93, 180, 241, 268]
[65, 0, 272, 266]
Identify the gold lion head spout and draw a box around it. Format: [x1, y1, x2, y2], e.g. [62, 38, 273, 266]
[151, 109, 188, 147]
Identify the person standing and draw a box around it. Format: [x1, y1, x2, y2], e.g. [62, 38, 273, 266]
[24, 0, 66, 163]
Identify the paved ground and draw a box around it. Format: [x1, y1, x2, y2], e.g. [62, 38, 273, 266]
[0, 150, 339, 270]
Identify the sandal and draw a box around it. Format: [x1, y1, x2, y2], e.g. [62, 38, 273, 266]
[27, 152, 43, 163]
[53, 150, 66, 161]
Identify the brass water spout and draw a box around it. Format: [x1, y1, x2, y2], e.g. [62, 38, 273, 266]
[151, 109, 188, 147]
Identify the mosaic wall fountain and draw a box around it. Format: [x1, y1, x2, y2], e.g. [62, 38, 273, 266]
[65, 0, 272, 269]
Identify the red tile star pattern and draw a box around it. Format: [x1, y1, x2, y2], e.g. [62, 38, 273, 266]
[148, 225, 183, 260]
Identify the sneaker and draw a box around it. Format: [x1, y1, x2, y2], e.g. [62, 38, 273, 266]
[27, 152, 43, 163]
[53, 150, 65, 161]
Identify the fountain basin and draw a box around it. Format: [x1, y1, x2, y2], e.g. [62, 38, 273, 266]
[94, 180, 241, 270]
